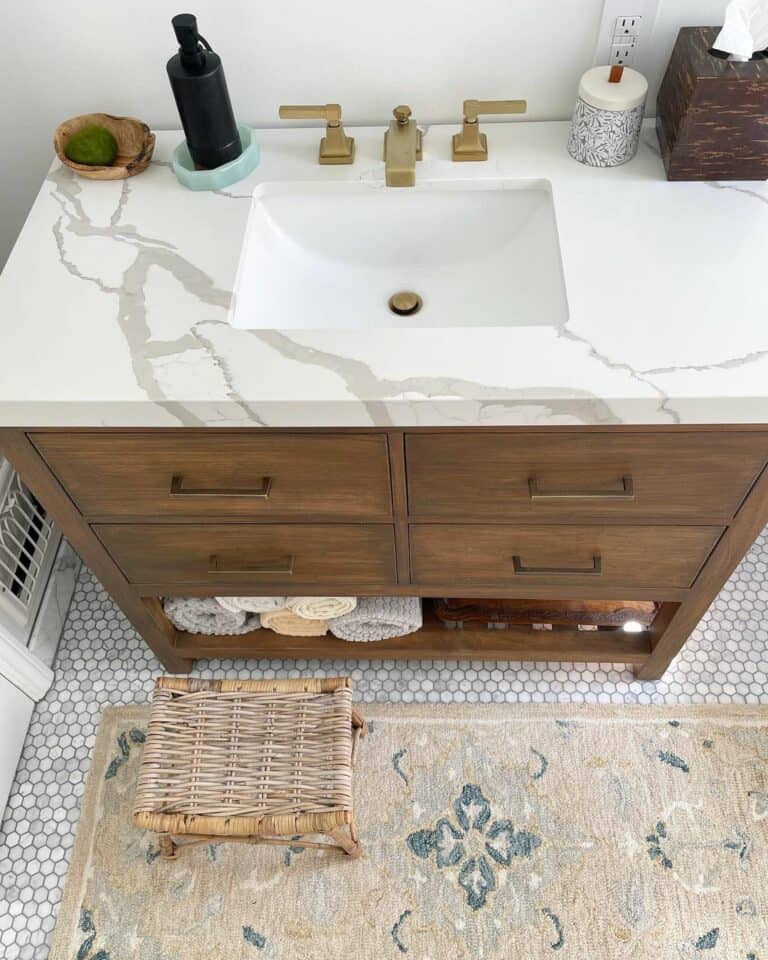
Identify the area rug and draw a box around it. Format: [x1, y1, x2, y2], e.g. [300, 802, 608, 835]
[49, 703, 768, 960]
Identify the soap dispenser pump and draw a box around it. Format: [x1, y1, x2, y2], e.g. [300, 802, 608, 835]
[167, 13, 242, 169]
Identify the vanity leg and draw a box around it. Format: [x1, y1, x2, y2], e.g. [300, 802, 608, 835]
[0, 430, 192, 675]
[635, 463, 768, 681]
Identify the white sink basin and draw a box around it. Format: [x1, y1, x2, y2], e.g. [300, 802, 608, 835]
[229, 179, 568, 329]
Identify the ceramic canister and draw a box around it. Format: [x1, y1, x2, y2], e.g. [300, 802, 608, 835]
[568, 65, 648, 167]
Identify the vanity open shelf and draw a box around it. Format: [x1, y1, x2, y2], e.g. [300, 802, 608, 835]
[2, 424, 767, 682]
[171, 601, 653, 665]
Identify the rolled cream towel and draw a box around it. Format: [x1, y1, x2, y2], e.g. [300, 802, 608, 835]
[261, 608, 328, 637]
[163, 597, 260, 635]
[329, 597, 422, 642]
[215, 596, 287, 614]
[286, 596, 357, 620]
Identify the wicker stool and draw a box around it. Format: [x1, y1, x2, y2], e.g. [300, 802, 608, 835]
[133, 676, 366, 860]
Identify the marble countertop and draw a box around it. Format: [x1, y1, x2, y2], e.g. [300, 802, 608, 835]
[1, 120, 767, 428]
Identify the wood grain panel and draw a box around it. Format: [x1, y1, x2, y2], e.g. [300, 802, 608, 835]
[33, 433, 392, 519]
[410, 524, 723, 589]
[135, 581, 686, 602]
[95, 523, 397, 586]
[406, 432, 768, 522]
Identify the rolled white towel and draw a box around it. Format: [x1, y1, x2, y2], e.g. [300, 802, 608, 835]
[164, 597, 260, 635]
[329, 597, 422, 642]
[215, 596, 287, 614]
[286, 596, 357, 621]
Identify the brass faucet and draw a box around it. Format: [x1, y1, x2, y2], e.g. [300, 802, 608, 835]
[384, 105, 423, 187]
[278, 103, 355, 164]
[452, 99, 527, 161]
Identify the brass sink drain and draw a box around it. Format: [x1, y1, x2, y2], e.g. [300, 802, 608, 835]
[388, 291, 423, 316]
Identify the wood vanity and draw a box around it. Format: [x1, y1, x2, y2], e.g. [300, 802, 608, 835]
[2, 425, 766, 680]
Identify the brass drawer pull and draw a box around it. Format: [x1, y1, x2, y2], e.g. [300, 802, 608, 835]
[512, 555, 602, 576]
[208, 554, 295, 576]
[527, 476, 634, 500]
[170, 475, 272, 499]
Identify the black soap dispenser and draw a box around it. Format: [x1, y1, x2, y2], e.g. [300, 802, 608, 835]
[167, 13, 242, 169]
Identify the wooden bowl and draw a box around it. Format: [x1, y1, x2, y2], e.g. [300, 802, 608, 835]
[54, 113, 155, 180]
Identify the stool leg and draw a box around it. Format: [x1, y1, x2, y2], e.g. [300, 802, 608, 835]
[351, 710, 367, 767]
[158, 833, 178, 860]
[352, 708, 367, 736]
[330, 821, 362, 859]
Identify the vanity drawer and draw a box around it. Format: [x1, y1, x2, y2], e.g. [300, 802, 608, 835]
[410, 524, 723, 589]
[33, 433, 392, 519]
[94, 523, 397, 587]
[406, 432, 768, 522]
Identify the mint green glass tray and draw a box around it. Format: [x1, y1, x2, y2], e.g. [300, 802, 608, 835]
[172, 124, 259, 191]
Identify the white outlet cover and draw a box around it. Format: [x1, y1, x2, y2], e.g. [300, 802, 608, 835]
[614, 15, 642, 38]
[610, 43, 636, 66]
[594, 0, 659, 68]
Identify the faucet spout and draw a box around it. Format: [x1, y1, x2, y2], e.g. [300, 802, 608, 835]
[384, 105, 423, 187]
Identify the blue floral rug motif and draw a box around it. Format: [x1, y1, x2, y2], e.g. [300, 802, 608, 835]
[407, 783, 542, 909]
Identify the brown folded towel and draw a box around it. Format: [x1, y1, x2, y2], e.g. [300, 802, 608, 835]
[261, 608, 328, 637]
[434, 598, 660, 629]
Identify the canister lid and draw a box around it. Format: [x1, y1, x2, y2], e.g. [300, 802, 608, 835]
[578, 65, 648, 111]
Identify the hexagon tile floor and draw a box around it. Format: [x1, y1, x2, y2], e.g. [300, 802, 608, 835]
[1, 528, 767, 958]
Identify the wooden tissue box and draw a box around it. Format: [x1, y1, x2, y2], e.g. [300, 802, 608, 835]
[657, 26, 768, 180]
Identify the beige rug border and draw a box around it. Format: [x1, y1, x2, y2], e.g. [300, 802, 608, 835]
[49, 699, 768, 960]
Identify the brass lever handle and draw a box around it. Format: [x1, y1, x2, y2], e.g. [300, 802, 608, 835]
[512, 555, 602, 576]
[452, 98, 527, 162]
[527, 476, 635, 501]
[278, 103, 355, 164]
[208, 554, 295, 576]
[463, 99, 527, 122]
[279, 103, 342, 123]
[170, 475, 272, 499]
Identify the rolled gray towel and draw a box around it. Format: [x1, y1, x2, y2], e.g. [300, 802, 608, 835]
[164, 597, 260, 635]
[215, 596, 287, 614]
[329, 597, 422, 642]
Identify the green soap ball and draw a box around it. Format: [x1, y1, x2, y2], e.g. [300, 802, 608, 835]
[64, 125, 119, 166]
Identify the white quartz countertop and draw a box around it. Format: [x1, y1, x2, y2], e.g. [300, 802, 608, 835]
[1, 120, 767, 428]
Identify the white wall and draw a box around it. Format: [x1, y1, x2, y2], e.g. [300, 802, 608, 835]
[645, 0, 728, 106]
[0, 0, 727, 268]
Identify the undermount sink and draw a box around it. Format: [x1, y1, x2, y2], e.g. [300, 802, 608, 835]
[229, 179, 569, 329]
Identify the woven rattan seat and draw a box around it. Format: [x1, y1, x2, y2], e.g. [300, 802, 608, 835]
[133, 676, 365, 860]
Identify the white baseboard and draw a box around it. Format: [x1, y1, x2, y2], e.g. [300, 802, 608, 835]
[0, 627, 53, 701]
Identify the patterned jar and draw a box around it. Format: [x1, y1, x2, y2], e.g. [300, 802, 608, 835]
[568, 65, 648, 167]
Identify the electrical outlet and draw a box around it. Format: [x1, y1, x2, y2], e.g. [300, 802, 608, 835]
[614, 15, 642, 38]
[610, 43, 635, 66]
[594, 0, 658, 68]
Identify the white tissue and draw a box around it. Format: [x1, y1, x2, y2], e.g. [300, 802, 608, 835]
[713, 0, 768, 60]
